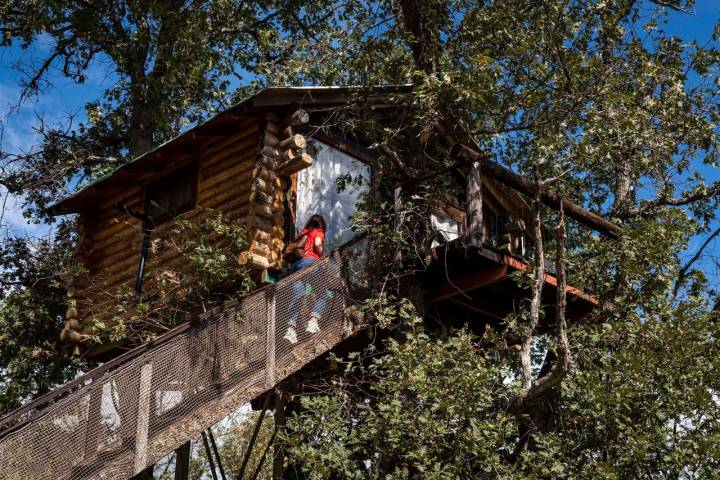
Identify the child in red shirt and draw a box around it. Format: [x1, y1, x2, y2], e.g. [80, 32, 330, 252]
[290, 214, 326, 272]
[285, 214, 327, 343]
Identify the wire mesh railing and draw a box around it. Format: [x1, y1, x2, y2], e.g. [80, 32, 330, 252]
[0, 237, 370, 480]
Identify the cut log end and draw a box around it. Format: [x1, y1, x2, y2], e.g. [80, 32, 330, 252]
[277, 153, 313, 176]
[238, 251, 270, 270]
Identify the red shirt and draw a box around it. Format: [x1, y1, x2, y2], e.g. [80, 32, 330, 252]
[300, 228, 325, 260]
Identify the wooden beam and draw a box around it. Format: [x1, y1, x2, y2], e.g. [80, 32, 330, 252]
[426, 265, 508, 305]
[133, 362, 154, 475]
[501, 255, 598, 304]
[276, 153, 312, 176]
[284, 109, 309, 126]
[460, 146, 623, 238]
[447, 296, 507, 321]
[265, 289, 276, 388]
[465, 161, 483, 246]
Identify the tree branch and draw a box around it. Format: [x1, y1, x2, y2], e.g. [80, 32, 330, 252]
[672, 225, 720, 300]
[636, 181, 720, 217]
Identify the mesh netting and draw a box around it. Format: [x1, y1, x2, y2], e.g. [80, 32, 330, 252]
[0, 238, 370, 480]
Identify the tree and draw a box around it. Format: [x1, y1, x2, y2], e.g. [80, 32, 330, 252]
[0, 0, 331, 212]
[0, 221, 83, 411]
[263, 0, 720, 476]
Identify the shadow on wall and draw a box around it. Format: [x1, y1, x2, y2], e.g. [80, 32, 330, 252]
[295, 140, 370, 252]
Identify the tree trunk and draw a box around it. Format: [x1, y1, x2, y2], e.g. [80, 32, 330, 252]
[127, 103, 155, 158]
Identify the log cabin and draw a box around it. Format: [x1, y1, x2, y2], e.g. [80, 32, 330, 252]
[47, 85, 601, 358]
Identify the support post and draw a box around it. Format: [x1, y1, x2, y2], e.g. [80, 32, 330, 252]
[393, 183, 403, 269]
[82, 385, 103, 459]
[465, 161, 483, 247]
[208, 429, 227, 480]
[272, 389, 286, 480]
[201, 430, 219, 480]
[251, 429, 277, 480]
[265, 289, 276, 388]
[174, 441, 191, 480]
[237, 394, 271, 479]
[133, 361, 154, 475]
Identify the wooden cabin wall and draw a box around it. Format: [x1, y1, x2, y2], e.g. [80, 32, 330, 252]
[239, 111, 313, 271]
[61, 118, 262, 347]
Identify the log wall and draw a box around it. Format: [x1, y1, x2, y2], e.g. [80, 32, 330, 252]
[238, 110, 313, 271]
[61, 118, 263, 347]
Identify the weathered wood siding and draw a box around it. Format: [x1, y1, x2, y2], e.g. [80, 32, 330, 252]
[62, 118, 262, 347]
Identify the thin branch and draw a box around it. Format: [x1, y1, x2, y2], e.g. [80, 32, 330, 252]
[520, 166, 545, 391]
[672, 226, 720, 300]
[636, 181, 720, 217]
[648, 0, 693, 13]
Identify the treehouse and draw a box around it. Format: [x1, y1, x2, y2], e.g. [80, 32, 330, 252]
[47, 85, 603, 358]
[0, 86, 618, 480]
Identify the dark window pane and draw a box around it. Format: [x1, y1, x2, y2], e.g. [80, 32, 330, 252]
[146, 164, 197, 224]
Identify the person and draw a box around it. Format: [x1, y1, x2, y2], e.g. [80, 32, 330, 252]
[289, 214, 326, 273]
[284, 214, 328, 344]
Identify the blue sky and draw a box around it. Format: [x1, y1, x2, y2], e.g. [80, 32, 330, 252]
[1, 2, 720, 284]
[0, 34, 114, 236]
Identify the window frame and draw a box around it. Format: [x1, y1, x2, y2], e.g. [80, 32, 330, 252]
[144, 161, 199, 225]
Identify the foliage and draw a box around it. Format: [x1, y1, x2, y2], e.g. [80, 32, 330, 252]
[260, 0, 720, 477]
[0, 222, 85, 412]
[155, 411, 275, 480]
[87, 212, 254, 346]
[0, 0, 331, 407]
[0, 0, 332, 214]
[286, 300, 720, 479]
[0, 0, 719, 478]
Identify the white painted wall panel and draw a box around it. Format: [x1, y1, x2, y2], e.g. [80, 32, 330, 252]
[296, 140, 370, 251]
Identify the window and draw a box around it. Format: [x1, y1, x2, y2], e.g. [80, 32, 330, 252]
[145, 163, 197, 224]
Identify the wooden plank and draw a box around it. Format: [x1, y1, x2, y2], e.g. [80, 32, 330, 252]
[133, 362, 154, 475]
[465, 161, 483, 247]
[265, 288, 277, 387]
[426, 265, 508, 304]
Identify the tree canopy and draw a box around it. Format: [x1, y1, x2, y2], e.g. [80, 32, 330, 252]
[2, 0, 720, 477]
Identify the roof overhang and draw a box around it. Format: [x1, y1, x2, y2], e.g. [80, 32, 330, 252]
[47, 85, 413, 215]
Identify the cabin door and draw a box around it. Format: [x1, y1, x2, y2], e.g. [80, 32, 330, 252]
[295, 140, 370, 252]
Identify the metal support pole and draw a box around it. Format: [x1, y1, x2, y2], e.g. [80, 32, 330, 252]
[250, 429, 277, 480]
[207, 428, 227, 480]
[135, 223, 152, 294]
[174, 441, 191, 480]
[113, 203, 154, 295]
[272, 389, 286, 480]
[237, 394, 271, 479]
[201, 430, 219, 480]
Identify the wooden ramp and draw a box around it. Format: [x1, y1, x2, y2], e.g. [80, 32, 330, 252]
[0, 239, 369, 480]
